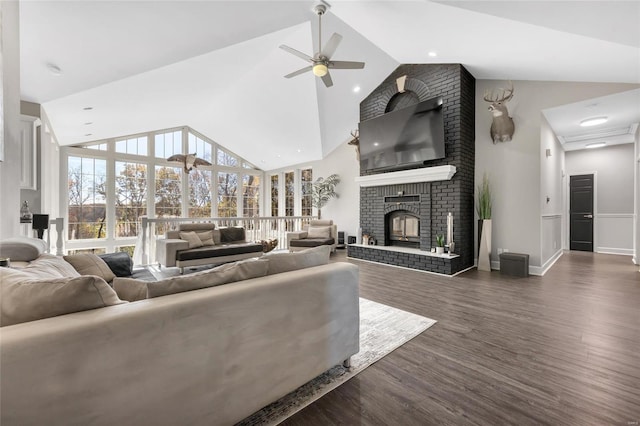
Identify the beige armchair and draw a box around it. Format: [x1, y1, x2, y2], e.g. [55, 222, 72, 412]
[287, 219, 338, 253]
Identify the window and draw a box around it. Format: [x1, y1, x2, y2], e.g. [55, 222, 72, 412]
[270, 174, 279, 217]
[67, 156, 107, 240]
[188, 133, 212, 163]
[242, 175, 260, 217]
[155, 130, 182, 159]
[189, 169, 212, 217]
[84, 143, 107, 151]
[115, 136, 147, 156]
[217, 149, 238, 167]
[217, 172, 238, 217]
[285, 171, 295, 216]
[114, 161, 147, 237]
[301, 168, 313, 216]
[155, 165, 182, 218]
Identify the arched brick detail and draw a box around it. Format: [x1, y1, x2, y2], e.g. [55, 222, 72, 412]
[368, 78, 431, 120]
[383, 203, 420, 216]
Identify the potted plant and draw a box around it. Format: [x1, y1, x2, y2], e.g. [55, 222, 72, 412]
[476, 173, 492, 271]
[435, 234, 445, 255]
[311, 174, 340, 219]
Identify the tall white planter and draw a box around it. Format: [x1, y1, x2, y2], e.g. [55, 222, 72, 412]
[478, 219, 492, 271]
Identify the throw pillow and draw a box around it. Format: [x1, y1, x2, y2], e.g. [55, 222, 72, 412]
[113, 258, 269, 301]
[196, 231, 215, 246]
[307, 226, 331, 239]
[27, 254, 81, 278]
[0, 268, 126, 327]
[99, 252, 134, 277]
[63, 253, 116, 283]
[264, 245, 331, 275]
[179, 231, 204, 249]
[0, 237, 47, 262]
[219, 227, 246, 243]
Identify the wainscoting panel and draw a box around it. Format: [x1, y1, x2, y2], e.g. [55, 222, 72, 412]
[596, 213, 633, 255]
[542, 214, 562, 265]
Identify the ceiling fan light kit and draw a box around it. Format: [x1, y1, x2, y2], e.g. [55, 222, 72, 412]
[279, 1, 364, 88]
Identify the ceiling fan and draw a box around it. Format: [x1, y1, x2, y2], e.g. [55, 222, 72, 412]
[279, 2, 365, 88]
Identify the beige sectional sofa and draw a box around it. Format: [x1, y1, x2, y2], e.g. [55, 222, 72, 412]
[0, 244, 360, 426]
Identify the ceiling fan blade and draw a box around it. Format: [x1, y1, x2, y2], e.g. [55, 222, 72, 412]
[279, 44, 313, 62]
[321, 71, 333, 88]
[329, 60, 365, 70]
[321, 33, 343, 60]
[284, 66, 313, 79]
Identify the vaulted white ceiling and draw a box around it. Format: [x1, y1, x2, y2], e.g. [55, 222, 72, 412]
[20, 1, 640, 170]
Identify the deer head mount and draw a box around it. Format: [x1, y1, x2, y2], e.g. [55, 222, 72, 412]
[347, 129, 360, 161]
[484, 81, 515, 143]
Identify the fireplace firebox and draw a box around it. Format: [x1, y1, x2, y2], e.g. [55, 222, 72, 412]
[386, 211, 420, 248]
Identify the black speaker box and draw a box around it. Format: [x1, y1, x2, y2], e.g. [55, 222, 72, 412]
[347, 236, 357, 244]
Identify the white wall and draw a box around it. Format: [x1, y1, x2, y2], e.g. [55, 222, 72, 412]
[540, 116, 565, 267]
[566, 143, 635, 255]
[476, 80, 638, 272]
[0, 1, 22, 239]
[265, 140, 360, 238]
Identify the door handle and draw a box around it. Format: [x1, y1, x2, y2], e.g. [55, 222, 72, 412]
[584, 214, 593, 219]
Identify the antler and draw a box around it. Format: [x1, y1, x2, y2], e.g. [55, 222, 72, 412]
[348, 129, 359, 145]
[483, 80, 514, 103]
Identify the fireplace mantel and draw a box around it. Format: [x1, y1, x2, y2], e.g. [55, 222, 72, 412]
[355, 165, 456, 187]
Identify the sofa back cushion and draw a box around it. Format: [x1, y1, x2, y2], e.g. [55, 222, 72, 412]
[63, 253, 116, 283]
[263, 245, 331, 275]
[19, 254, 81, 278]
[306, 226, 332, 239]
[166, 223, 215, 239]
[0, 268, 126, 326]
[113, 258, 268, 301]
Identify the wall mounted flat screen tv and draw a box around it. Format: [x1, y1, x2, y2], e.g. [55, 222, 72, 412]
[359, 96, 445, 172]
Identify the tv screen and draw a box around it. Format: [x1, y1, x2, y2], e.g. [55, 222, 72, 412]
[359, 96, 445, 172]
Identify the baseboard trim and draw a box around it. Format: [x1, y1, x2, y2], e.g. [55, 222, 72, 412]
[596, 247, 634, 256]
[535, 249, 563, 276]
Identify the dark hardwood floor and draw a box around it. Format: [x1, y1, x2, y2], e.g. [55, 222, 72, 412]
[283, 250, 640, 426]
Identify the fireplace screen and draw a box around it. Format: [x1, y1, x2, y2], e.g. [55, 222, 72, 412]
[388, 211, 420, 246]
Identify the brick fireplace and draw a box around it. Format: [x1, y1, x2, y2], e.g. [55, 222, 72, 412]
[347, 64, 475, 275]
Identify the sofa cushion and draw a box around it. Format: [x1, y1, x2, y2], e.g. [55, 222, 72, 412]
[0, 237, 47, 262]
[289, 238, 335, 248]
[64, 253, 116, 283]
[113, 258, 269, 301]
[0, 268, 126, 326]
[307, 226, 331, 239]
[220, 227, 246, 243]
[264, 245, 331, 275]
[180, 231, 205, 249]
[99, 252, 134, 277]
[175, 242, 263, 262]
[21, 254, 81, 278]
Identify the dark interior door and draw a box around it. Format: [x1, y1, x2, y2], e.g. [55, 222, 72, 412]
[570, 174, 594, 251]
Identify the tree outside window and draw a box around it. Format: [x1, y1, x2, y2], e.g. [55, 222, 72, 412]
[67, 156, 107, 240]
[113, 161, 147, 237]
[243, 175, 260, 217]
[301, 168, 313, 216]
[217, 172, 238, 217]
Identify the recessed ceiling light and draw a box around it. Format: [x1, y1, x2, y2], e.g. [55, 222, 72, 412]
[297, 149, 302, 153]
[83, 107, 93, 111]
[580, 116, 608, 127]
[373, 142, 379, 147]
[353, 85, 361, 93]
[277, 154, 281, 158]
[46, 63, 62, 76]
[428, 51, 437, 57]
[84, 133, 93, 137]
[84, 122, 93, 125]
[586, 142, 607, 149]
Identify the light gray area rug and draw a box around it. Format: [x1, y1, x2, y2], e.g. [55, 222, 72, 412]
[238, 298, 437, 426]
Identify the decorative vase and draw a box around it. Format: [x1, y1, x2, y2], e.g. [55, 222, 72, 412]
[478, 219, 492, 271]
[436, 246, 445, 255]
